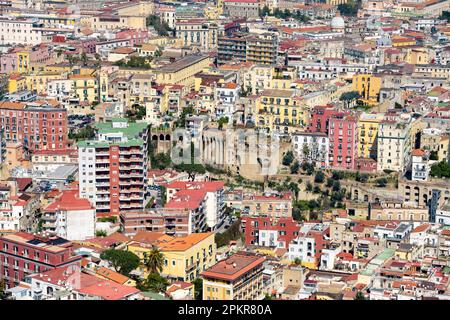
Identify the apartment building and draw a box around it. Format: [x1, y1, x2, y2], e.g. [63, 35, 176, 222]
[165, 181, 226, 230]
[175, 18, 218, 52]
[154, 54, 212, 89]
[215, 82, 240, 118]
[78, 119, 148, 216]
[0, 100, 68, 152]
[120, 188, 209, 237]
[357, 112, 383, 160]
[352, 73, 382, 105]
[127, 232, 216, 281]
[241, 192, 292, 217]
[369, 201, 429, 222]
[201, 251, 266, 300]
[256, 89, 306, 134]
[218, 32, 278, 65]
[159, 233, 216, 282]
[328, 113, 358, 170]
[42, 189, 95, 241]
[0, 232, 82, 289]
[292, 131, 329, 168]
[377, 113, 413, 172]
[0, 18, 45, 46]
[241, 216, 300, 249]
[223, 0, 260, 18]
[411, 149, 430, 181]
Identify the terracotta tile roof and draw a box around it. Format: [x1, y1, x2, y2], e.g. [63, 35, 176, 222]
[45, 189, 93, 212]
[158, 233, 213, 251]
[95, 267, 132, 285]
[201, 252, 265, 282]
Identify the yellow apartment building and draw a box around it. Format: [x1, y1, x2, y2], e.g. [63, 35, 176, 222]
[45, 63, 72, 74]
[69, 74, 99, 104]
[201, 252, 266, 300]
[155, 54, 212, 89]
[87, 15, 146, 30]
[127, 232, 216, 282]
[352, 73, 382, 105]
[25, 73, 62, 95]
[8, 74, 26, 93]
[405, 48, 430, 65]
[158, 233, 216, 282]
[357, 112, 384, 159]
[16, 50, 29, 74]
[256, 89, 307, 133]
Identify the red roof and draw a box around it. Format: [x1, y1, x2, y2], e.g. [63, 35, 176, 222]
[45, 189, 93, 212]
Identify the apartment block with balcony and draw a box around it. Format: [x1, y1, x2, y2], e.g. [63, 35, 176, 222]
[0, 232, 81, 289]
[377, 112, 413, 172]
[218, 32, 278, 66]
[165, 181, 226, 231]
[201, 251, 266, 300]
[0, 100, 69, 153]
[328, 113, 358, 170]
[411, 149, 430, 181]
[256, 89, 306, 134]
[78, 118, 148, 217]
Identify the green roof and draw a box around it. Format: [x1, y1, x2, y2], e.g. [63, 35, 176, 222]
[140, 291, 170, 300]
[360, 249, 395, 276]
[78, 119, 147, 148]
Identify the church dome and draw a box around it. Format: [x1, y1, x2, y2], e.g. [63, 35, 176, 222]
[331, 16, 345, 30]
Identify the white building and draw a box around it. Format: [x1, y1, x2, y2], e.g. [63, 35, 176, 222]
[319, 243, 341, 271]
[436, 202, 450, 226]
[0, 18, 44, 45]
[377, 113, 413, 172]
[411, 149, 430, 181]
[292, 132, 329, 168]
[42, 189, 95, 240]
[215, 82, 240, 119]
[288, 235, 316, 265]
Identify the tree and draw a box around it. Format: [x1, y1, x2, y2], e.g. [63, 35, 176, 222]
[306, 182, 313, 192]
[288, 182, 300, 200]
[151, 152, 172, 170]
[80, 52, 88, 66]
[430, 161, 450, 178]
[293, 257, 302, 265]
[339, 91, 361, 108]
[192, 278, 203, 300]
[95, 230, 107, 237]
[302, 162, 314, 175]
[145, 272, 169, 293]
[259, 5, 271, 18]
[332, 180, 341, 192]
[115, 56, 152, 69]
[218, 117, 229, 130]
[144, 246, 165, 274]
[356, 172, 369, 183]
[440, 10, 450, 22]
[314, 171, 325, 183]
[430, 151, 438, 161]
[100, 249, 140, 276]
[375, 178, 388, 187]
[0, 279, 6, 300]
[290, 160, 300, 174]
[146, 15, 173, 36]
[354, 291, 367, 300]
[69, 125, 96, 141]
[282, 151, 294, 166]
[338, 0, 361, 17]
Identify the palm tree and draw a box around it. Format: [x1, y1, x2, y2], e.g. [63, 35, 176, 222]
[144, 245, 165, 274]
